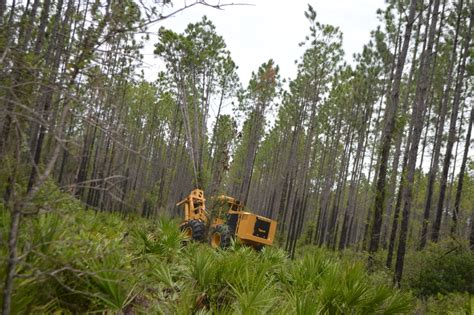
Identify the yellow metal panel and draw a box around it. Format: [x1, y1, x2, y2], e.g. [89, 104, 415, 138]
[235, 213, 277, 246]
[177, 189, 208, 223]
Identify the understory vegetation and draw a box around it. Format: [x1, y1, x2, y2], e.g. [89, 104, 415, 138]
[0, 186, 473, 314]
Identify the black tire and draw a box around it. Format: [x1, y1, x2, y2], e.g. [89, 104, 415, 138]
[209, 224, 232, 249]
[254, 244, 264, 252]
[181, 220, 206, 242]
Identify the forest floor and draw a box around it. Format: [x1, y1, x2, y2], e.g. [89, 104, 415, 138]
[0, 183, 473, 314]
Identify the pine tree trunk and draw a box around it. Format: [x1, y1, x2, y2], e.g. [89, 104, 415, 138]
[382, 16, 423, 249]
[394, 0, 441, 285]
[444, 106, 465, 233]
[367, 0, 419, 263]
[470, 206, 474, 250]
[419, 0, 462, 249]
[431, 8, 472, 242]
[340, 105, 366, 249]
[451, 106, 473, 234]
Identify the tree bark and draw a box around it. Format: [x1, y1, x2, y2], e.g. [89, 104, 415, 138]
[419, 0, 462, 249]
[451, 106, 473, 235]
[394, 0, 441, 285]
[368, 0, 418, 263]
[431, 8, 472, 242]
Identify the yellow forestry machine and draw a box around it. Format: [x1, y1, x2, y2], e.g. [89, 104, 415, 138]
[176, 189, 277, 250]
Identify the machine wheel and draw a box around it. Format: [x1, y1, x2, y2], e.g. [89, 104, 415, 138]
[209, 224, 232, 249]
[181, 220, 206, 242]
[253, 244, 264, 252]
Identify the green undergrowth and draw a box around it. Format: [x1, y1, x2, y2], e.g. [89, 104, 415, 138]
[0, 186, 467, 314]
[0, 209, 413, 313]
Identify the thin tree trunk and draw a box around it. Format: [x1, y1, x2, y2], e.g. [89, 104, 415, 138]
[451, 106, 473, 235]
[368, 0, 419, 264]
[2, 205, 21, 315]
[394, 0, 441, 285]
[419, 0, 462, 249]
[431, 9, 472, 242]
[2, 83, 71, 315]
[470, 206, 474, 250]
[444, 106, 465, 232]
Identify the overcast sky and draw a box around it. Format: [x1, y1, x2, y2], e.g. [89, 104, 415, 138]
[141, 0, 386, 84]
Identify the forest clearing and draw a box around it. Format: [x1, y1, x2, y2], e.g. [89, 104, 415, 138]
[1, 0, 473, 314]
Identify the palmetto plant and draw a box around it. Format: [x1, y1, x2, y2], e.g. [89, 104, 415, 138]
[0, 188, 415, 314]
[81, 251, 139, 311]
[229, 269, 277, 314]
[280, 290, 321, 315]
[188, 248, 218, 292]
[131, 216, 185, 259]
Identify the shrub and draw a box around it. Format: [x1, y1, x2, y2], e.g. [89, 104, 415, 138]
[404, 239, 474, 297]
[415, 292, 473, 314]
